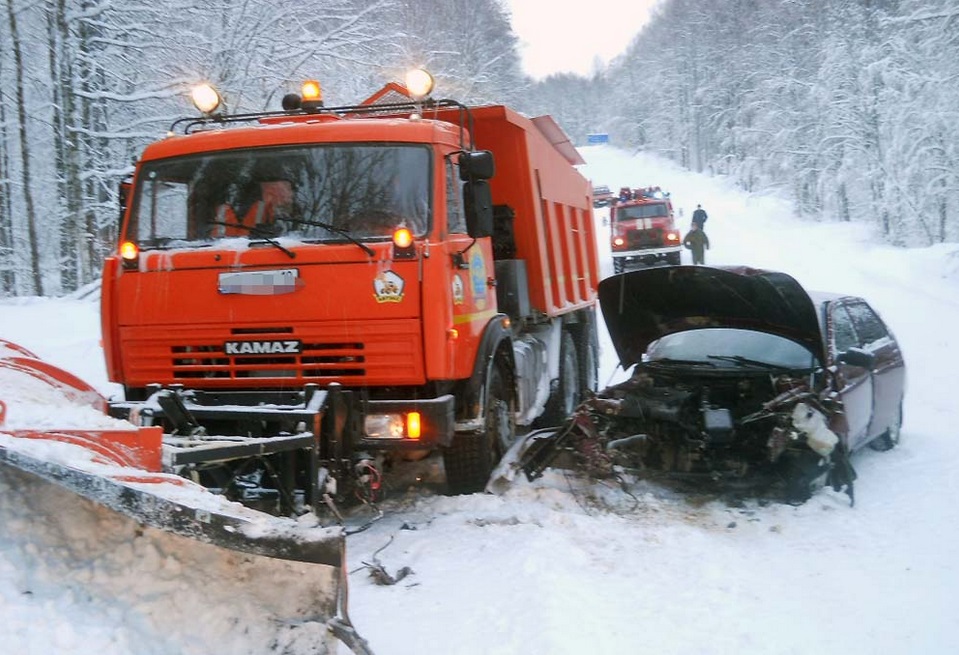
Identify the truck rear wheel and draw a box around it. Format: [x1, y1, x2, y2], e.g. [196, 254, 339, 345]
[539, 330, 580, 427]
[573, 319, 598, 396]
[444, 363, 515, 494]
[613, 258, 625, 274]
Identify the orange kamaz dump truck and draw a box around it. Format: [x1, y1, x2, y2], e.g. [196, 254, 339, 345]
[102, 71, 600, 513]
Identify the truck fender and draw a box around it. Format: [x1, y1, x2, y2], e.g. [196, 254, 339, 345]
[455, 314, 515, 431]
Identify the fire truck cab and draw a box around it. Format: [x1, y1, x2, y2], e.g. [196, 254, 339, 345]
[610, 186, 682, 272]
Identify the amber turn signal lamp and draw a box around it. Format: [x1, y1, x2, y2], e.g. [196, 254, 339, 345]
[120, 241, 138, 259]
[119, 241, 139, 269]
[392, 227, 415, 259]
[393, 227, 413, 248]
[301, 80, 322, 102]
[407, 412, 422, 439]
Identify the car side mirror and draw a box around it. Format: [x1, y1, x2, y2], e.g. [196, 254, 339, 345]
[837, 347, 875, 369]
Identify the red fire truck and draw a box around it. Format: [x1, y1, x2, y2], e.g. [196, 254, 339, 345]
[610, 186, 682, 272]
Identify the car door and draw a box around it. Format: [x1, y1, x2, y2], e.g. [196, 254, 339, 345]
[845, 299, 906, 441]
[828, 301, 873, 449]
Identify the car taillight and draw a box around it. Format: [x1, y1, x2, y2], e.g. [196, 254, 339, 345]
[666, 231, 680, 242]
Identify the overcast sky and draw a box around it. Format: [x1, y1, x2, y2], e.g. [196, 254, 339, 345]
[504, 0, 661, 79]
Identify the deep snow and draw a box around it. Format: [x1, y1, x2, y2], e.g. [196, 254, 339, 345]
[1, 146, 958, 655]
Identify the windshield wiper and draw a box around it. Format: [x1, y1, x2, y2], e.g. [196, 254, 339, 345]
[706, 355, 798, 371]
[210, 220, 296, 259]
[276, 217, 375, 257]
[647, 357, 717, 367]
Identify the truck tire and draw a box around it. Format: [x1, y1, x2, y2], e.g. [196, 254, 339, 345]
[539, 330, 580, 427]
[444, 363, 515, 494]
[667, 252, 681, 266]
[572, 320, 598, 396]
[613, 258, 625, 274]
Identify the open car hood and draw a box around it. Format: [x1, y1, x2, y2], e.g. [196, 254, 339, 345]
[598, 266, 824, 368]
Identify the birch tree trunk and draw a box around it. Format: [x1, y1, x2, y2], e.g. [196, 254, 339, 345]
[5, 0, 44, 295]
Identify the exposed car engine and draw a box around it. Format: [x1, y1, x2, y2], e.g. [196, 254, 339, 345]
[507, 366, 856, 504]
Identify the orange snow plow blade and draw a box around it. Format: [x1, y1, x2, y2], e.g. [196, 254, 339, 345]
[0, 341, 370, 654]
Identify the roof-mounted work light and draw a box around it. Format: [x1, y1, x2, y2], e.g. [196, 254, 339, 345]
[191, 84, 222, 115]
[404, 68, 434, 101]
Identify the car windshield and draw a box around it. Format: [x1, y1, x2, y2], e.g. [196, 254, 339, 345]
[127, 144, 431, 248]
[616, 202, 669, 220]
[646, 328, 818, 370]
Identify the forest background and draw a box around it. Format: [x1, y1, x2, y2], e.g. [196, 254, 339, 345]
[0, 0, 956, 297]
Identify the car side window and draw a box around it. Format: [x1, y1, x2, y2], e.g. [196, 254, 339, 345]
[831, 304, 859, 353]
[846, 300, 888, 346]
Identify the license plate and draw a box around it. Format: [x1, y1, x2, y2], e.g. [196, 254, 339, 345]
[218, 269, 299, 295]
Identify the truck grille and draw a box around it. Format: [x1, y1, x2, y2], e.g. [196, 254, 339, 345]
[120, 321, 424, 387]
[172, 340, 366, 378]
[627, 228, 665, 248]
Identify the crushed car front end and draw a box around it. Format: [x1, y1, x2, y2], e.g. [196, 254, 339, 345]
[492, 266, 858, 503]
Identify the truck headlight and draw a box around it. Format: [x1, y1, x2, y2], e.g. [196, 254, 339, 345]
[364, 412, 421, 440]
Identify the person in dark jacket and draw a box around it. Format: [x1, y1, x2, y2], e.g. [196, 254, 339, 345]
[683, 223, 710, 265]
[691, 204, 708, 228]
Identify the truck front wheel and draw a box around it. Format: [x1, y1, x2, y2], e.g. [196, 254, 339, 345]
[444, 363, 515, 494]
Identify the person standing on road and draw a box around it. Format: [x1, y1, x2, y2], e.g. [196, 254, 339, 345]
[691, 204, 708, 229]
[683, 222, 710, 265]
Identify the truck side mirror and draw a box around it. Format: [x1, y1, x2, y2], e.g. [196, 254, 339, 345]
[459, 150, 495, 181]
[464, 180, 493, 238]
[118, 176, 133, 223]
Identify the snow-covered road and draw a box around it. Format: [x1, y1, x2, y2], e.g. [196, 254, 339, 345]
[1, 146, 958, 655]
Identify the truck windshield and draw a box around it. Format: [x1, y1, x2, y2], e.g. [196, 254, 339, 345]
[616, 203, 669, 220]
[127, 144, 431, 247]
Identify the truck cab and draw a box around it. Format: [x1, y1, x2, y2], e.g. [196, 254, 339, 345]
[610, 186, 682, 272]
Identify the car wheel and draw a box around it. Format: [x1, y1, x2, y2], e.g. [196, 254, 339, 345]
[667, 252, 681, 266]
[444, 361, 515, 494]
[613, 258, 625, 274]
[869, 402, 902, 452]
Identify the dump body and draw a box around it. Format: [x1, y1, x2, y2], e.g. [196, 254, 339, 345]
[101, 86, 600, 504]
[456, 106, 598, 318]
